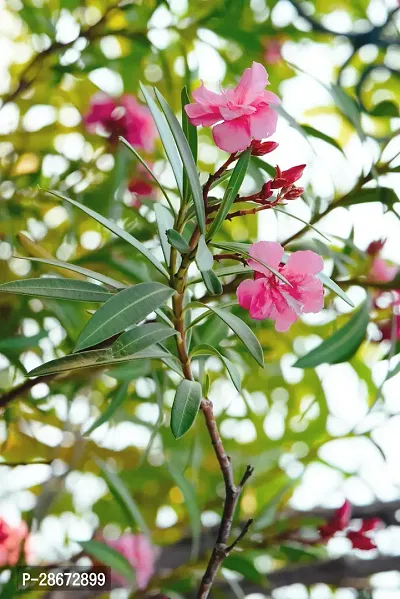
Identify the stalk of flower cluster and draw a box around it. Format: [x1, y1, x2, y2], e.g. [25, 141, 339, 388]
[169, 168, 253, 599]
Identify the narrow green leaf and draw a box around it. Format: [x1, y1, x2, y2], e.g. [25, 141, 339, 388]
[200, 270, 223, 296]
[196, 234, 213, 271]
[167, 229, 191, 254]
[0, 332, 46, 353]
[80, 540, 135, 585]
[254, 480, 298, 530]
[168, 462, 201, 561]
[191, 344, 241, 392]
[112, 323, 177, 357]
[328, 85, 365, 141]
[119, 136, 175, 213]
[154, 204, 174, 266]
[28, 347, 176, 377]
[387, 360, 400, 381]
[251, 156, 275, 178]
[207, 148, 251, 239]
[209, 169, 234, 190]
[19, 256, 126, 289]
[44, 189, 168, 279]
[201, 304, 264, 368]
[0, 278, 113, 302]
[340, 187, 398, 209]
[317, 272, 354, 308]
[154, 88, 205, 233]
[96, 458, 150, 536]
[273, 208, 331, 242]
[75, 282, 175, 351]
[171, 379, 202, 439]
[84, 382, 129, 435]
[223, 555, 265, 585]
[181, 86, 198, 202]
[299, 124, 344, 154]
[139, 84, 183, 196]
[190, 265, 251, 284]
[294, 301, 370, 368]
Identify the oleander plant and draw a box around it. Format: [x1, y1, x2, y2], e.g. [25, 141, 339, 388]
[0, 1, 400, 598]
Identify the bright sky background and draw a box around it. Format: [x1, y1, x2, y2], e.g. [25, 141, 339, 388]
[0, 0, 400, 596]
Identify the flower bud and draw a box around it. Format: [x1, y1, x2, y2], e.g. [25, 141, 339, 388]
[260, 181, 272, 201]
[346, 531, 377, 551]
[285, 187, 304, 199]
[272, 164, 306, 188]
[251, 140, 279, 156]
[367, 239, 386, 256]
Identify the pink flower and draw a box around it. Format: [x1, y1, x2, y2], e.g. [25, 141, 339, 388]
[378, 314, 400, 341]
[103, 533, 155, 590]
[85, 93, 156, 151]
[128, 165, 154, 208]
[237, 241, 324, 331]
[264, 39, 283, 64]
[369, 257, 397, 283]
[0, 518, 30, 567]
[184, 62, 280, 153]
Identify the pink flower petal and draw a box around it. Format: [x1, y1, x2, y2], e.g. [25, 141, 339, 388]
[286, 250, 324, 275]
[249, 279, 273, 320]
[262, 90, 281, 105]
[369, 257, 397, 282]
[233, 62, 269, 105]
[185, 103, 222, 127]
[212, 117, 251, 153]
[249, 103, 278, 140]
[237, 279, 259, 310]
[192, 82, 225, 106]
[272, 303, 298, 332]
[248, 241, 284, 275]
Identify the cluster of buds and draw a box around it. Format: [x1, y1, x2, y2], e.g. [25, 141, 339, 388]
[319, 500, 381, 550]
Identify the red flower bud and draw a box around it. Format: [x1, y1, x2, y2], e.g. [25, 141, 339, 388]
[251, 140, 279, 156]
[285, 187, 304, 199]
[347, 531, 377, 551]
[367, 239, 387, 256]
[271, 164, 306, 189]
[335, 500, 352, 530]
[261, 181, 273, 201]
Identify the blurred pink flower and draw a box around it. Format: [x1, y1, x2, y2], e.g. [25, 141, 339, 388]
[104, 533, 155, 590]
[369, 257, 397, 282]
[128, 165, 154, 209]
[185, 62, 280, 153]
[318, 501, 381, 550]
[0, 518, 30, 567]
[237, 241, 324, 331]
[84, 93, 156, 151]
[264, 39, 283, 64]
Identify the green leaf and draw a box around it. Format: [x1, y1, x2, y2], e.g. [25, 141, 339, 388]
[294, 301, 370, 368]
[168, 462, 201, 560]
[20, 256, 126, 289]
[119, 136, 175, 213]
[154, 204, 174, 266]
[251, 156, 276, 178]
[181, 86, 198, 203]
[28, 347, 175, 377]
[317, 272, 354, 308]
[170, 379, 202, 439]
[273, 208, 331, 242]
[0, 278, 113, 302]
[207, 148, 251, 239]
[44, 189, 168, 279]
[112, 323, 177, 357]
[190, 265, 251, 284]
[139, 84, 183, 196]
[80, 540, 135, 585]
[75, 282, 175, 351]
[84, 382, 129, 435]
[370, 100, 399, 117]
[254, 480, 296, 530]
[154, 88, 205, 233]
[0, 332, 46, 353]
[167, 229, 191, 254]
[191, 344, 241, 392]
[299, 124, 344, 154]
[223, 555, 264, 585]
[329, 84, 365, 141]
[387, 360, 400, 381]
[195, 234, 213, 271]
[200, 269, 223, 296]
[96, 458, 150, 536]
[340, 187, 398, 209]
[202, 304, 264, 368]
